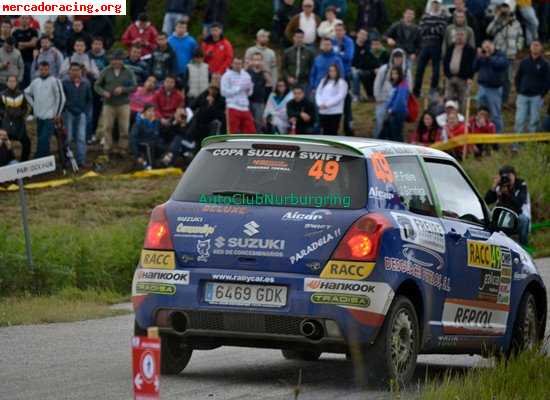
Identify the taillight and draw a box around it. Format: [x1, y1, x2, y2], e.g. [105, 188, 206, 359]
[332, 214, 391, 261]
[143, 204, 173, 250]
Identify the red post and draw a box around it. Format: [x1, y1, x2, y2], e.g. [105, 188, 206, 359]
[132, 327, 161, 400]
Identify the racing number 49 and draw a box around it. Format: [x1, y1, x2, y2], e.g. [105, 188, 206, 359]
[308, 160, 340, 182]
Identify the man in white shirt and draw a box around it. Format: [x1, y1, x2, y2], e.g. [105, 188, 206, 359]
[221, 58, 256, 134]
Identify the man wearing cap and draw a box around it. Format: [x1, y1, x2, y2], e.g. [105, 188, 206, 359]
[285, 0, 321, 47]
[443, 29, 475, 112]
[245, 29, 278, 85]
[485, 166, 531, 246]
[436, 100, 465, 127]
[94, 50, 137, 158]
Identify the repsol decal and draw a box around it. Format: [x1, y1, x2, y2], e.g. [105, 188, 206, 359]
[442, 299, 509, 335]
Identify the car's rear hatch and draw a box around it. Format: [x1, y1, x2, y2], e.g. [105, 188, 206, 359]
[165, 138, 368, 275]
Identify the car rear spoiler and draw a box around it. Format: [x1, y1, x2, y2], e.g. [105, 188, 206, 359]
[202, 134, 364, 156]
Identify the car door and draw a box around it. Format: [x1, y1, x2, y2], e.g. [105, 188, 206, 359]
[424, 159, 512, 337]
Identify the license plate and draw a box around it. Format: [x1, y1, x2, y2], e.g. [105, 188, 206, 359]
[204, 282, 287, 308]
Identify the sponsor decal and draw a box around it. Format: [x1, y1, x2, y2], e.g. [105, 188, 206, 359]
[369, 187, 395, 201]
[201, 204, 248, 215]
[197, 239, 211, 262]
[135, 269, 190, 285]
[180, 254, 195, 264]
[176, 223, 216, 238]
[304, 223, 332, 230]
[304, 278, 377, 295]
[140, 250, 176, 270]
[467, 241, 506, 270]
[177, 216, 203, 223]
[311, 293, 371, 308]
[211, 273, 275, 284]
[290, 228, 341, 264]
[501, 248, 512, 267]
[299, 152, 343, 161]
[478, 270, 501, 301]
[391, 212, 446, 253]
[136, 282, 176, 296]
[282, 210, 331, 222]
[247, 159, 291, 172]
[213, 236, 286, 258]
[212, 149, 245, 157]
[211, 148, 344, 161]
[497, 266, 512, 305]
[437, 336, 459, 347]
[384, 257, 451, 292]
[401, 244, 444, 270]
[319, 260, 375, 280]
[442, 298, 509, 335]
[243, 221, 260, 237]
[514, 272, 528, 281]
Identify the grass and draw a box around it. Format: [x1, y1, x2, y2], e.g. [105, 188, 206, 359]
[421, 350, 550, 400]
[0, 287, 129, 327]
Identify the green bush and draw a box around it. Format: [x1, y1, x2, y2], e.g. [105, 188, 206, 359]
[0, 219, 145, 296]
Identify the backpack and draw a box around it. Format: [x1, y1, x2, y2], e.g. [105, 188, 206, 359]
[406, 94, 419, 123]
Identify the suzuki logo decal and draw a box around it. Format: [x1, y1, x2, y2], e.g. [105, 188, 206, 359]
[243, 221, 260, 237]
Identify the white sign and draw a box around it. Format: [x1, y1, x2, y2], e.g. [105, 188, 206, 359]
[0, 156, 56, 183]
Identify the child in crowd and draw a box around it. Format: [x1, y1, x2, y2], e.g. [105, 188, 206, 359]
[130, 103, 162, 170]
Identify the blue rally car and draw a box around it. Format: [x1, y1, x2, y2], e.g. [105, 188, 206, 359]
[132, 135, 547, 385]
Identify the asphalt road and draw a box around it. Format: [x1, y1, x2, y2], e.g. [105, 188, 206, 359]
[1, 259, 549, 400]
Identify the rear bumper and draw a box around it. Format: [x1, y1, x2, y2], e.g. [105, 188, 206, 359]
[133, 268, 388, 350]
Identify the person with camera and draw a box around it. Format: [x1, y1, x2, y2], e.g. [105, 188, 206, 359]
[0, 129, 16, 167]
[485, 166, 531, 246]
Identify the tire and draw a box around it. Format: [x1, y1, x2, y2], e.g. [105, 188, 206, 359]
[160, 333, 193, 375]
[360, 296, 419, 388]
[134, 320, 193, 375]
[281, 349, 322, 361]
[508, 291, 540, 357]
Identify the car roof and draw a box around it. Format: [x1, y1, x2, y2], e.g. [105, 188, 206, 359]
[202, 134, 455, 161]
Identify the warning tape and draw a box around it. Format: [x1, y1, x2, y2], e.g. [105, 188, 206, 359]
[430, 133, 550, 151]
[0, 168, 183, 192]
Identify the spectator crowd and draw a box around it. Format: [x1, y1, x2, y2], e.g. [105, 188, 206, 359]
[0, 0, 549, 170]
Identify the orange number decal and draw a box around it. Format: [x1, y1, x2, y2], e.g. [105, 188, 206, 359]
[371, 153, 394, 183]
[308, 160, 340, 182]
[323, 161, 340, 182]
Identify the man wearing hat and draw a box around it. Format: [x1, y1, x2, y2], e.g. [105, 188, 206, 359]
[436, 100, 465, 126]
[245, 29, 278, 85]
[94, 49, 137, 158]
[485, 165, 531, 245]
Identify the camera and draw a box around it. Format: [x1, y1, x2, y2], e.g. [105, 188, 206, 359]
[500, 174, 511, 186]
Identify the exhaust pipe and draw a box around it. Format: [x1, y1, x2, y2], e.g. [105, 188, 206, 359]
[170, 312, 189, 334]
[300, 319, 324, 340]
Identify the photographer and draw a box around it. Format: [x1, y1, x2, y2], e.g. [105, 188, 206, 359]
[0, 129, 16, 167]
[485, 166, 531, 246]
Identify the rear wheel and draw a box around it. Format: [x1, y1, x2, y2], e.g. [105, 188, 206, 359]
[281, 349, 322, 361]
[508, 292, 540, 357]
[160, 334, 193, 375]
[360, 296, 419, 387]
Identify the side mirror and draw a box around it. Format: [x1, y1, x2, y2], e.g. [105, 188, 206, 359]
[491, 206, 519, 235]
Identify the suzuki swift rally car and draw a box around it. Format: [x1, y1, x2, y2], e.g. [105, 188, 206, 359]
[132, 135, 547, 385]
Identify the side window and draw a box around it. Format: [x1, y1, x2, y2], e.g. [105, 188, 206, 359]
[425, 160, 486, 225]
[386, 156, 436, 217]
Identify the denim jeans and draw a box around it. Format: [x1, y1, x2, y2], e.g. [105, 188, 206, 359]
[374, 102, 387, 138]
[518, 213, 531, 246]
[162, 12, 186, 34]
[379, 112, 406, 142]
[519, 6, 539, 45]
[64, 112, 87, 166]
[535, 2, 550, 41]
[250, 102, 265, 133]
[413, 46, 442, 97]
[35, 118, 55, 159]
[478, 85, 504, 133]
[514, 95, 542, 134]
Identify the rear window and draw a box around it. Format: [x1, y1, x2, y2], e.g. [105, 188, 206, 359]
[172, 147, 367, 209]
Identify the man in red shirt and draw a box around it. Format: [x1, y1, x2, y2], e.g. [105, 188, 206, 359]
[122, 13, 158, 57]
[202, 23, 234, 75]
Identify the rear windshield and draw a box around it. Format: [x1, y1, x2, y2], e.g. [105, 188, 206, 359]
[172, 147, 367, 209]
